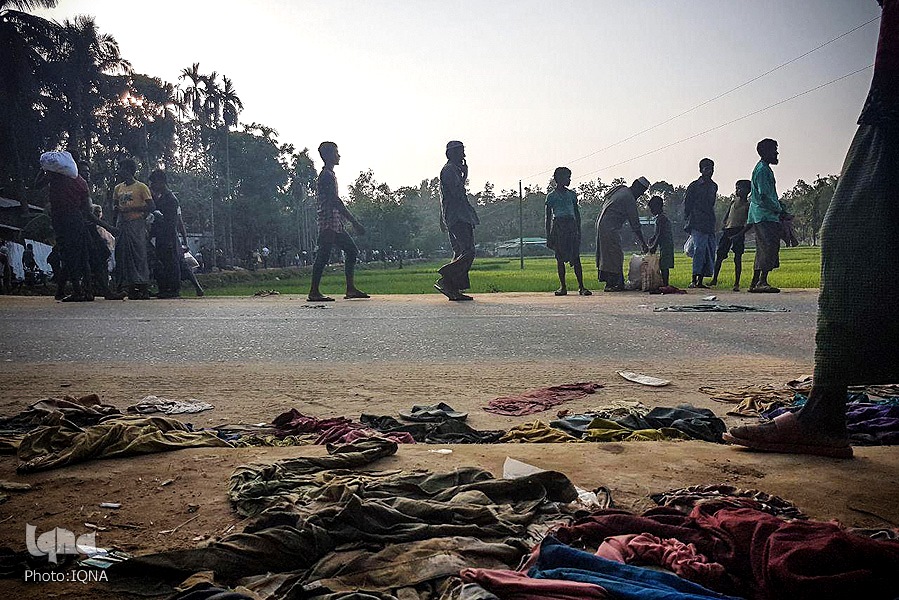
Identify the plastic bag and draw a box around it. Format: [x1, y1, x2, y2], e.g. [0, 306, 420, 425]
[39, 151, 78, 179]
[626, 254, 644, 290]
[641, 252, 663, 291]
[684, 234, 695, 258]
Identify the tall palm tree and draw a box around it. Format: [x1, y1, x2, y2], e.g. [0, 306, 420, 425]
[219, 76, 243, 130]
[50, 15, 132, 161]
[0, 0, 59, 204]
[178, 62, 204, 119]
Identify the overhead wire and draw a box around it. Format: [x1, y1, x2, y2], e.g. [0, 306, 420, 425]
[572, 63, 874, 182]
[522, 14, 881, 182]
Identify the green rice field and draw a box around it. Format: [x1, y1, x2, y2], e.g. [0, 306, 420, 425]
[200, 246, 822, 296]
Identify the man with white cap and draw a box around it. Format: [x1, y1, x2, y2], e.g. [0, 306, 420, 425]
[436, 140, 479, 301]
[595, 177, 651, 291]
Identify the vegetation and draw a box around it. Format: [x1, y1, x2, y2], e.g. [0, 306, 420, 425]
[2, 1, 839, 268]
[199, 246, 822, 296]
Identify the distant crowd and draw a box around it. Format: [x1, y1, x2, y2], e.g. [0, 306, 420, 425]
[4, 135, 796, 302]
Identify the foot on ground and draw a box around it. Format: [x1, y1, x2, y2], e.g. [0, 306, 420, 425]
[578, 288, 592, 296]
[749, 284, 780, 293]
[723, 413, 852, 458]
[344, 290, 370, 299]
[450, 293, 473, 301]
[307, 294, 335, 302]
[554, 288, 567, 296]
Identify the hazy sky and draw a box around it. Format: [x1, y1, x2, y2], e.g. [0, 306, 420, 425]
[39, 1, 881, 196]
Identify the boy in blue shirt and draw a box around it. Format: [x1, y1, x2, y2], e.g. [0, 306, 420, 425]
[545, 167, 590, 296]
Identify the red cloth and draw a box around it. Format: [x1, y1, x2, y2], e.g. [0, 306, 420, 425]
[553, 505, 899, 599]
[484, 382, 602, 416]
[596, 533, 728, 591]
[461, 567, 611, 599]
[271, 409, 353, 434]
[49, 175, 89, 216]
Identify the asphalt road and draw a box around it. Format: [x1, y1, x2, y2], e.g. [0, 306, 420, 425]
[0, 291, 818, 364]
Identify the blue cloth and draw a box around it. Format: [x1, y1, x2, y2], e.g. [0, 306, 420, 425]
[531, 537, 741, 600]
[546, 188, 578, 219]
[690, 229, 716, 277]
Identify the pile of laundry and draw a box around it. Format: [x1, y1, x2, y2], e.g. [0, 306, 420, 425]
[705, 379, 899, 446]
[101, 438, 899, 600]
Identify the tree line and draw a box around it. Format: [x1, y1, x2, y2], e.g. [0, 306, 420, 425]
[1, 1, 837, 268]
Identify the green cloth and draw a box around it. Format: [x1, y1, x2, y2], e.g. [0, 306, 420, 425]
[582, 418, 692, 442]
[748, 160, 783, 224]
[546, 188, 578, 219]
[16, 415, 232, 473]
[499, 421, 582, 443]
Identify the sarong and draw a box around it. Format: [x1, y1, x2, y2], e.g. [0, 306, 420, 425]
[752, 221, 781, 272]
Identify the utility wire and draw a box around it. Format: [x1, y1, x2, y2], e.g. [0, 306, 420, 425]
[572, 63, 873, 182]
[524, 14, 880, 181]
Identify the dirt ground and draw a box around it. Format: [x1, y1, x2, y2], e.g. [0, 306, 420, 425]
[1, 357, 898, 598]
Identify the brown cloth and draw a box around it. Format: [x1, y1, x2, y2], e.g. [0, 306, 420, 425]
[484, 382, 602, 416]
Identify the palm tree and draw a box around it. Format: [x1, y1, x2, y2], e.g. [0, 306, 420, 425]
[50, 15, 132, 161]
[0, 0, 59, 205]
[178, 62, 204, 119]
[219, 76, 243, 130]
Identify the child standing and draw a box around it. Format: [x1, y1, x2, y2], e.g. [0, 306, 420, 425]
[710, 179, 751, 291]
[647, 196, 674, 286]
[545, 167, 590, 295]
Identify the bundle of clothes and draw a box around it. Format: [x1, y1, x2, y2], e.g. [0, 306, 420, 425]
[94, 438, 899, 600]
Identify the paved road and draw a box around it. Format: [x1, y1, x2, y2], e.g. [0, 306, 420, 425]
[0, 292, 818, 364]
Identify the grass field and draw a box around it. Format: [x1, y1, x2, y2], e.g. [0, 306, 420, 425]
[200, 246, 821, 296]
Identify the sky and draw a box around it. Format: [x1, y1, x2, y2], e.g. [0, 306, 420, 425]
[38, 0, 882, 196]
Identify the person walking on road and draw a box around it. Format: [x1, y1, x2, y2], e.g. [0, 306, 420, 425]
[436, 140, 478, 301]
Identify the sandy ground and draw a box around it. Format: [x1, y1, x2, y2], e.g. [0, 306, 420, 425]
[1, 295, 897, 598]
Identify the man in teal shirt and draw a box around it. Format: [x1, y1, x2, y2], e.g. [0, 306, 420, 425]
[748, 138, 784, 293]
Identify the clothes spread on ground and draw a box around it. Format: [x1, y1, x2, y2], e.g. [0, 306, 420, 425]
[126, 396, 214, 415]
[500, 421, 583, 443]
[484, 383, 602, 416]
[702, 385, 798, 417]
[111, 438, 579, 588]
[654, 304, 789, 313]
[550, 405, 727, 443]
[762, 393, 899, 446]
[360, 414, 504, 444]
[398, 403, 468, 422]
[532, 536, 738, 600]
[15, 415, 231, 473]
[650, 485, 807, 520]
[553, 503, 899, 600]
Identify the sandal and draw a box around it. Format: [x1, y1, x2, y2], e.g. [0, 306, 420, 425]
[344, 291, 370, 299]
[554, 288, 568, 296]
[723, 413, 852, 458]
[578, 288, 592, 296]
[307, 294, 335, 302]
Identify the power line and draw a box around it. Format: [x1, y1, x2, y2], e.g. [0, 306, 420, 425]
[524, 14, 880, 181]
[572, 63, 873, 182]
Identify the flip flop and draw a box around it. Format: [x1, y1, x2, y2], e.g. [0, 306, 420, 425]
[306, 295, 335, 302]
[617, 371, 670, 387]
[344, 291, 370, 299]
[723, 413, 853, 459]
